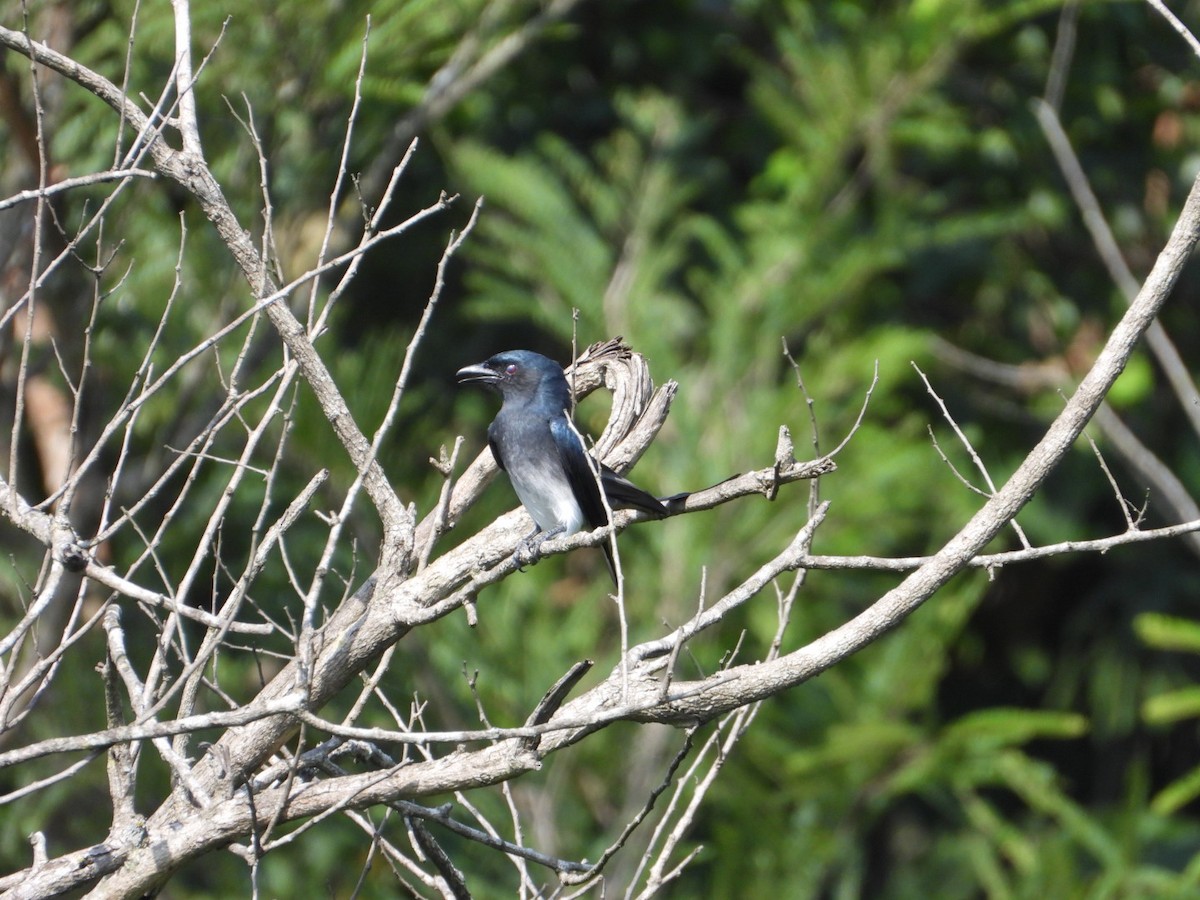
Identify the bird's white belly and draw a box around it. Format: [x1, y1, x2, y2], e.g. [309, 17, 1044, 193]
[507, 455, 584, 535]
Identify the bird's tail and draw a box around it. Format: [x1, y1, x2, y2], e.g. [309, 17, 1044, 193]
[600, 469, 669, 518]
[658, 491, 690, 515]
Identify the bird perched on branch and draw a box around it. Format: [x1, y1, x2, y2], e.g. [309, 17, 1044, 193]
[456, 349, 668, 579]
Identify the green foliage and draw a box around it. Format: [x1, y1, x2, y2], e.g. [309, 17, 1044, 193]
[437, 0, 1200, 894]
[5, 0, 1200, 894]
[451, 91, 707, 355]
[1136, 612, 1200, 656]
[1135, 612, 1200, 818]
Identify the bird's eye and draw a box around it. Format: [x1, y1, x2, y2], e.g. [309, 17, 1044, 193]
[504, 364, 518, 375]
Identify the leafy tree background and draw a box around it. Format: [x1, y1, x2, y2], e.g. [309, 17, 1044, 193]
[3, 0, 1200, 896]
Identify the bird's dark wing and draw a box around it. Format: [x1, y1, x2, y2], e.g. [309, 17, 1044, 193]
[549, 416, 618, 581]
[549, 417, 608, 530]
[600, 465, 668, 518]
[486, 424, 507, 472]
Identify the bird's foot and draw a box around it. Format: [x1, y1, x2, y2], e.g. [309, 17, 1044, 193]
[512, 526, 565, 571]
[513, 538, 541, 570]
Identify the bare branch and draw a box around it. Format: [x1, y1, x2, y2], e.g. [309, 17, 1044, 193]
[914, 362, 1031, 548]
[0, 168, 157, 212]
[1033, 98, 1200, 438]
[169, 0, 203, 156]
[1145, 0, 1200, 60]
[2, 7, 1197, 897]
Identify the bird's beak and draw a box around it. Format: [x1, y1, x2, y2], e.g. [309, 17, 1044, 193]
[456, 363, 498, 385]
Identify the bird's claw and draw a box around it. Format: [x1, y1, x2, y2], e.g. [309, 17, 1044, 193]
[513, 540, 540, 571]
[512, 527, 563, 572]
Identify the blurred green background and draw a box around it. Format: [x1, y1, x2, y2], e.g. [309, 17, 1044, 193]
[3, 0, 1200, 895]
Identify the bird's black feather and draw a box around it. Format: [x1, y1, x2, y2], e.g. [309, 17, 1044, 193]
[456, 349, 668, 581]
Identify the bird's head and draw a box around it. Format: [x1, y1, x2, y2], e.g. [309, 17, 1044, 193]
[456, 350, 569, 404]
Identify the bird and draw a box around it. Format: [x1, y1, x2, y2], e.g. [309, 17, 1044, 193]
[456, 349, 668, 579]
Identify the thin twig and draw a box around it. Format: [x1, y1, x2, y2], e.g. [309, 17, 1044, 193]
[170, 0, 203, 156]
[914, 362, 1031, 548]
[1145, 0, 1200, 60]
